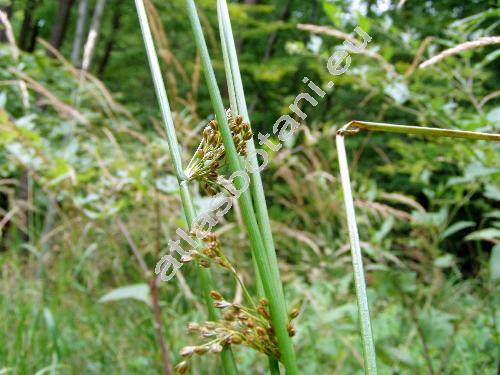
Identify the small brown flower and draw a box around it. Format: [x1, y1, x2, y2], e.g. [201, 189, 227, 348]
[175, 361, 188, 374]
[209, 290, 223, 301]
[230, 335, 243, 344]
[289, 308, 299, 319]
[188, 322, 200, 332]
[210, 343, 223, 353]
[194, 346, 209, 355]
[180, 346, 195, 357]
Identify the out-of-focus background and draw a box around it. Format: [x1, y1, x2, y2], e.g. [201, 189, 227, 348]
[0, 0, 499, 373]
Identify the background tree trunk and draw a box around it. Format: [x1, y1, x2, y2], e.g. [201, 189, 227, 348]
[71, 0, 88, 67]
[81, 0, 106, 72]
[97, 1, 121, 75]
[18, 0, 37, 50]
[26, 17, 39, 52]
[47, 0, 74, 54]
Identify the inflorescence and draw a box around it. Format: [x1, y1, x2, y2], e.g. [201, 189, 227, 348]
[185, 109, 252, 195]
[175, 291, 299, 374]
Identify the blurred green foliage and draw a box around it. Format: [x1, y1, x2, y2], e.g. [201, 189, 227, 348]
[0, 0, 499, 373]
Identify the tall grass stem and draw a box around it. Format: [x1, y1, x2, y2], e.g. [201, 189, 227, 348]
[335, 120, 499, 374]
[217, 1, 282, 373]
[336, 132, 378, 375]
[185, 0, 298, 373]
[134, 1, 239, 373]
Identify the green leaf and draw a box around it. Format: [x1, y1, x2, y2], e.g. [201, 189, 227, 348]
[322, 1, 341, 26]
[99, 284, 151, 306]
[465, 228, 500, 242]
[434, 254, 454, 268]
[441, 221, 475, 239]
[490, 245, 500, 281]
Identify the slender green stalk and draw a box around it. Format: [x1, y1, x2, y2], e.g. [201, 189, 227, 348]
[335, 121, 499, 375]
[344, 120, 500, 141]
[336, 133, 377, 375]
[217, 2, 281, 373]
[185, 1, 298, 373]
[133, 1, 239, 374]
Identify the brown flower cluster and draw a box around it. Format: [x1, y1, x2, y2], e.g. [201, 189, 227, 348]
[175, 291, 299, 374]
[184, 109, 252, 195]
[178, 233, 235, 273]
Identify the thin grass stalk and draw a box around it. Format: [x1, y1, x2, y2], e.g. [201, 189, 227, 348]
[217, 0, 281, 280]
[185, 1, 298, 373]
[345, 120, 500, 141]
[133, 1, 239, 374]
[336, 132, 377, 375]
[335, 121, 499, 375]
[218, 25, 267, 303]
[217, 2, 281, 373]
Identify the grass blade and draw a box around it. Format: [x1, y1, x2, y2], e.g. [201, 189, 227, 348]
[133, 1, 239, 374]
[335, 121, 499, 374]
[185, 0, 299, 373]
[344, 120, 500, 141]
[336, 131, 378, 375]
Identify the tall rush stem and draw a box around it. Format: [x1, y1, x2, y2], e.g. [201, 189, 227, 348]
[185, 1, 298, 373]
[217, 1, 282, 373]
[134, 1, 239, 374]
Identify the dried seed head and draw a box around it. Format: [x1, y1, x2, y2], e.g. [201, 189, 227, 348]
[289, 308, 299, 319]
[257, 305, 270, 319]
[194, 346, 209, 355]
[214, 300, 232, 309]
[256, 326, 267, 337]
[210, 343, 223, 353]
[180, 255, 193, 263]
[287, 322, 296, 337]
[180, 346, 196, 357]
[267, 325, 275, 336]
[223, 311, 235, 321]
[235, 115, 243, 125]
[259, 298, 268, 306]
[175, 361, 188, 374]
[201, 328, 215, 338]
[205, 322, 216, 329]
[200, 259, 211, 268]
[246, 319, 255, 328]
[188, 322, 200, 332]
[209, 291, 223, 301]
[205, 233, 217, 242]
[203, 247, 217, 258]
[230, 335, 243, 344]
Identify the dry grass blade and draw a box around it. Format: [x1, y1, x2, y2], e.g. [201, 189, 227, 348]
[419, 36, 500, 68]
[10, 69, 89, 125]
[0, 10, 19, 59]
[297, 23, 395, 76]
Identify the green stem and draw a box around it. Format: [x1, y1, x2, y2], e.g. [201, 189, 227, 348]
[133, 1, 239, 374]
[185, 1, 298, 373]
[217, 2, 282, 373]
[336, 133, 378, 375]
[334, 120, 499, 375]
